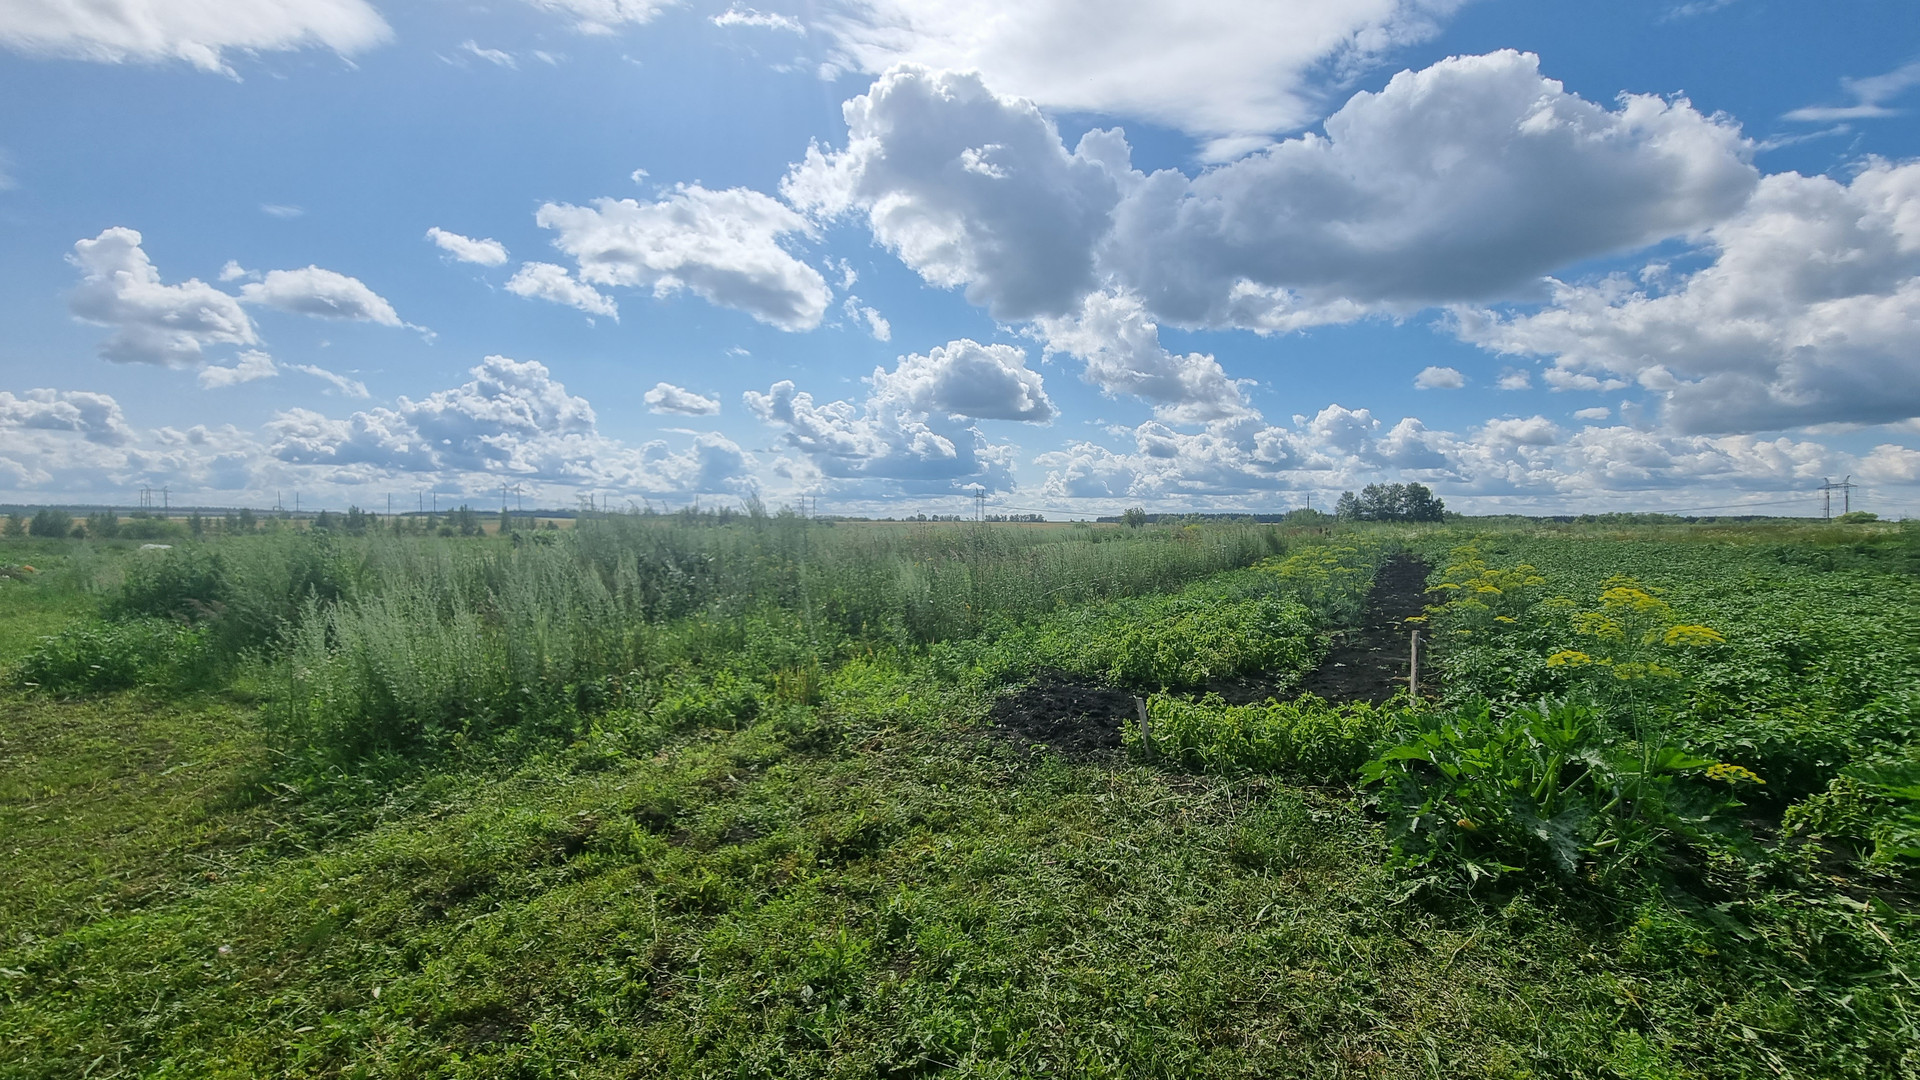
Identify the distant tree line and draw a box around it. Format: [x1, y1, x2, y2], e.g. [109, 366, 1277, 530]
[1334, 483, 1445, 522]
[1108, 508, 1332, 526]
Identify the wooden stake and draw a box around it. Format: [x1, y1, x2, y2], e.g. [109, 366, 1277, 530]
[1134, 696, 1153, 759]
[1409, 630, 1421, 700]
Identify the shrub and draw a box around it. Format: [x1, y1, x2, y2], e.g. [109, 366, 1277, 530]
[28, 508, 72, 538]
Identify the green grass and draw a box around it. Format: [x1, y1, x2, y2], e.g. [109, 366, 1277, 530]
[0, 692, 275, 947]
[2, 521, 1917, 1078]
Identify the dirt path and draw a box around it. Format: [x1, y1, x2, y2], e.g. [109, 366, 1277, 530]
[991, 554, 1436, 751]
[1294, 554, 1432, 704]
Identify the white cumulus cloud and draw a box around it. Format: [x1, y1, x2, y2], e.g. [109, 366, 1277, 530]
[645, 382, 721, 415]
[1458, 160, 1920, 433]
[712, 6, 804, 33]
[68, 226, 258, 365]
[745, 377, 1017, 493]
[815, 0, 1466, 160]
[870, 339, 1054, 422]
[1415, 366, 1466, 390]
[1106, 50, 1757, 329]
[534, 185, 829, 330]
[198, 350, 279, 389]
[791, 52, 1755, 334]
[239, 266, 404, 325]
[0, 388, 136, 445]
[1037, 291, 1256, 425]
[784, 66, 1127, 321]
[506, 262, 619, 319]
[427, 227, 510, 266]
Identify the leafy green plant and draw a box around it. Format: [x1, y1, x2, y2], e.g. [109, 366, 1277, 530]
[1786, 760, 1920, 865]
[11, 617, 215, 693]
[1135, 692, 1393, 778]
[1360, 695, 1748, 884]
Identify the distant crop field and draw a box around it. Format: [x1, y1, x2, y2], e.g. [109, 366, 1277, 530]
[0, 515, 1915, 1078]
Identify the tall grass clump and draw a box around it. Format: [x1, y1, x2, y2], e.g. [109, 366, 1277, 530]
[241, 516, 1293, 767]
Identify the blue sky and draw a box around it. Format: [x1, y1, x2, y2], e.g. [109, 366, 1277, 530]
[2, 0, 1917, 517]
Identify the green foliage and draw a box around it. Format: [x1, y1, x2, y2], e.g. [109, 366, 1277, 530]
[4, 522, 1920, 1078]
[1410, 532, 1920, 805]
[1787, 760, 1920, 864]
[27, 508, 72, 538]
[11, 617, 216, 693]
[1022, 591, 1318, 691]
[1360, 696, 1743, 885]
[1137, 692, 1393, 778]
[1334, 481, 1445, 522]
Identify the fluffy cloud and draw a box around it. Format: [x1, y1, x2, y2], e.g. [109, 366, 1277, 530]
[534, 185, 829, 330]
[1034, 402, 1860, 510]
[843, 296, 891, 340]
[815, 0, 1464, 159]
[0, 388, 135, 445]
[506, 262, 619, 318]
[1106, 51, 1756, 329]
[645, 382, 721, 415]
[68, 227, 258, 365]
[69, 228, 412, 367]
[427, 227, 509, 266]
[1037, 291, 1255, 424]
[784, 66, 1126, 320]
[712, 7, 804, 32]
[0, 0, 391, 75]
[745, 377, 1017, 492]
[869, 339, 1054, 422]
[524, 0, 679, 34]
[1415, 366, 1465, 389]
[266, 354, 754, 494]
[793, 53, 1754, 334]
[199, 350, 279, 389]
[1459, 160, 1920, 433]
[239, 266, 404, 325]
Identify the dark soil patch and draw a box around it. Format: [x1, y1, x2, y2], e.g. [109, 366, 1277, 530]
[1296, 554, 1433, 705]
[989, 671, 1136, 754]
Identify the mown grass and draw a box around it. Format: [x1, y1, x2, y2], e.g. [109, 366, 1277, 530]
[0, 692, 274, 946]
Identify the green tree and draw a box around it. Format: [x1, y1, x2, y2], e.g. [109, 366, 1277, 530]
[29, 508, 73, 538]
[1121, 507, 1149, 528]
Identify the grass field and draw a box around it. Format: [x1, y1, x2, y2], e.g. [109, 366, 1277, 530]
[1, 516, 1916, 1078]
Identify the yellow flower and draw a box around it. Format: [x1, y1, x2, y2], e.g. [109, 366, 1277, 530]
[1705, 762, 1764, 785]
[1546, 650, 1594, 668]
[1494, 615, 1518, 624]
[1663, 624, 1725, 647]
[1456, 818, 1477, 830]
